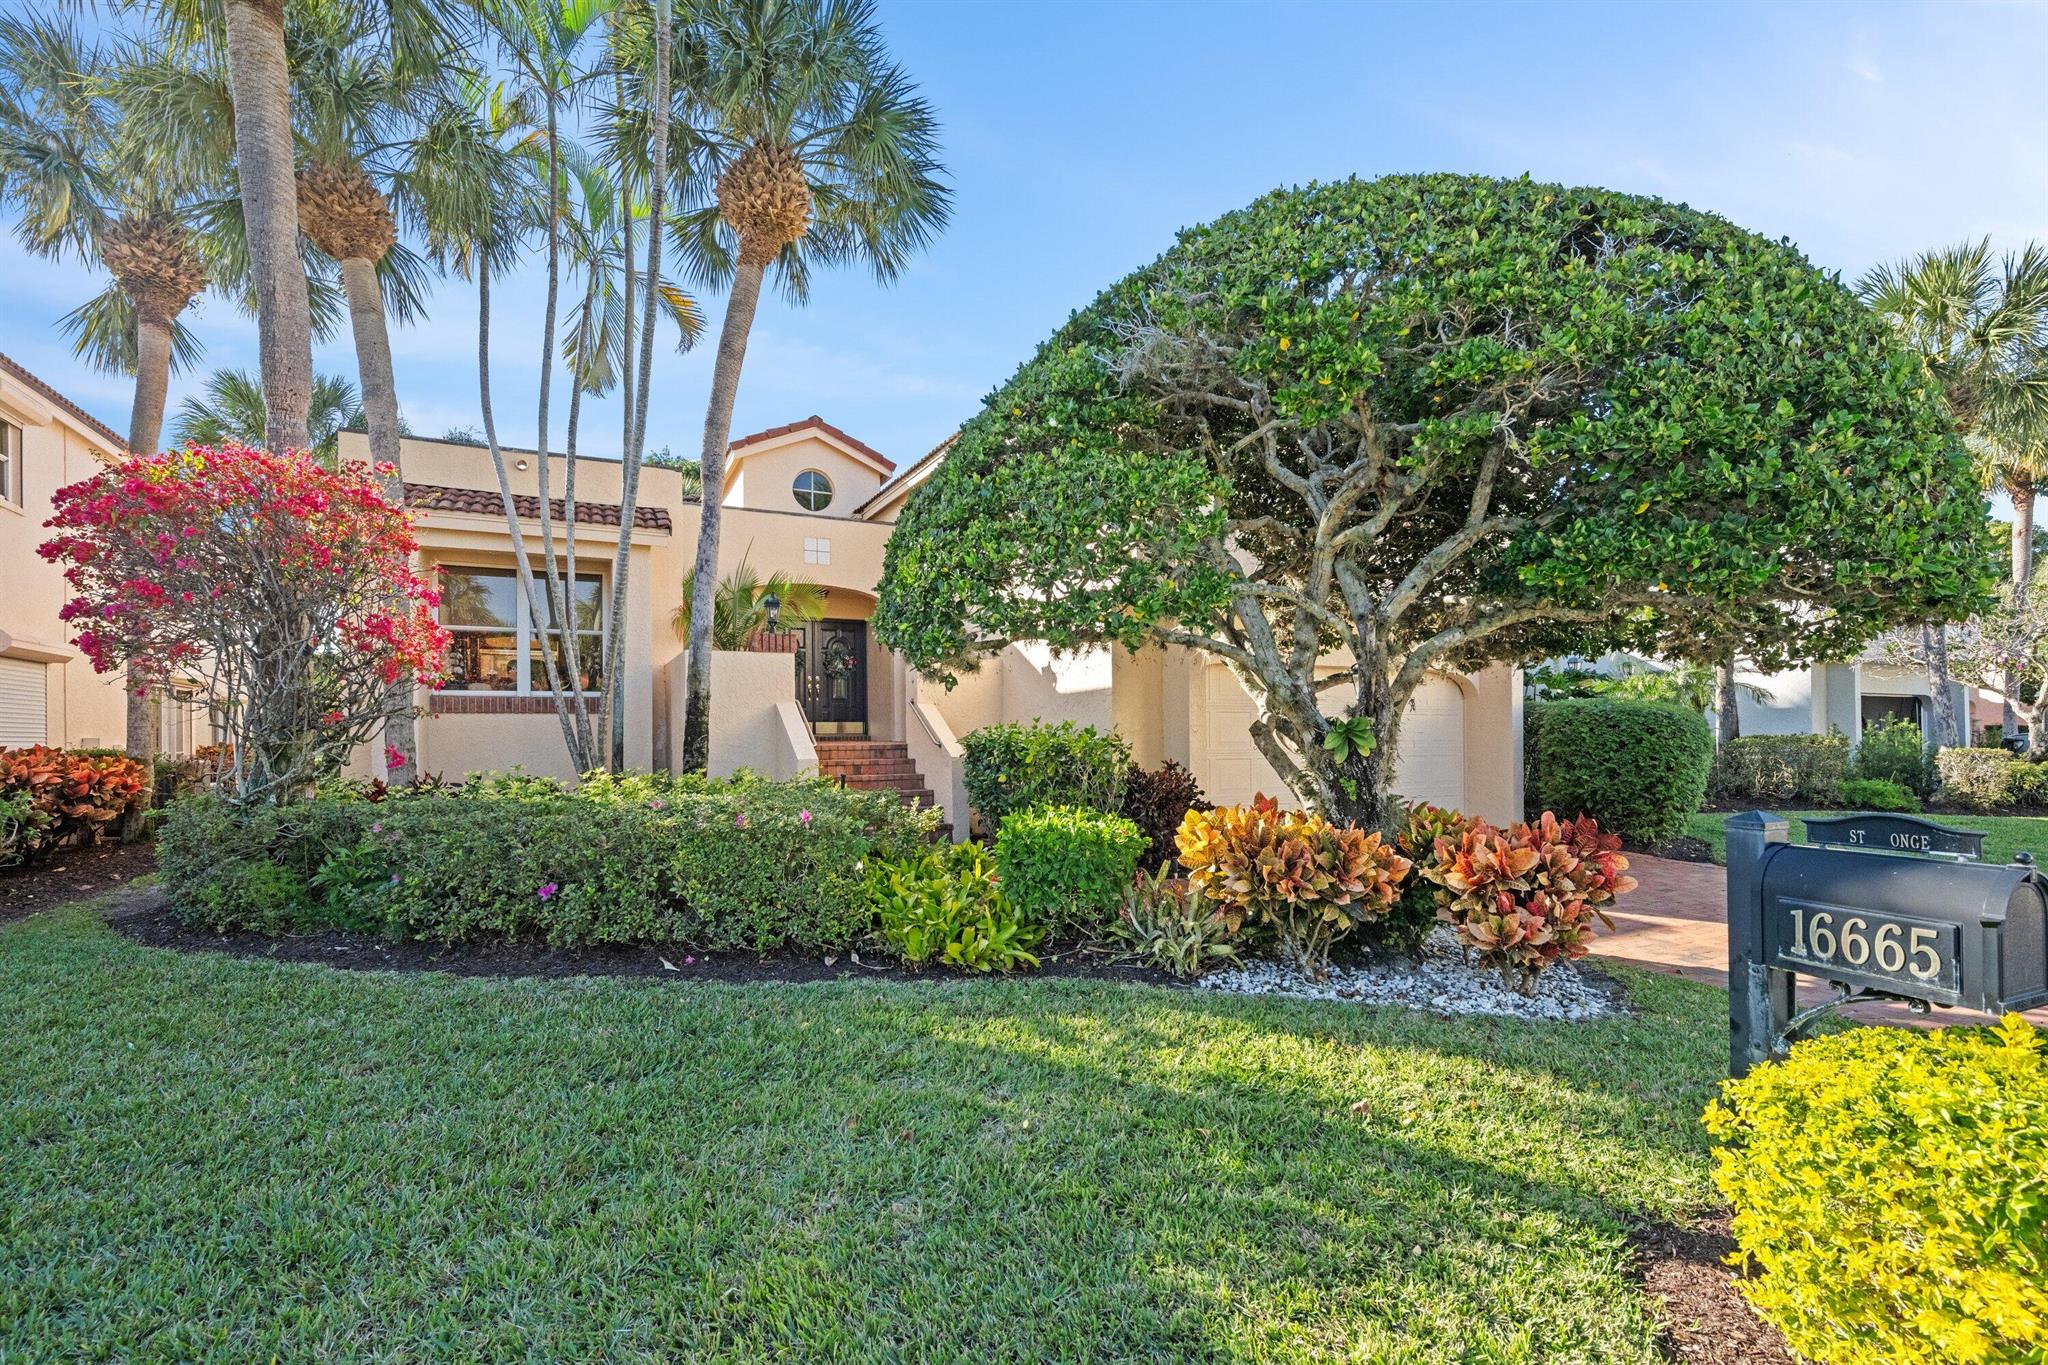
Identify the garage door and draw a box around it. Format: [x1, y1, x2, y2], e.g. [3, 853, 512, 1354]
[1392, 677, 1464, 811]
[0, 657, 47, 747]
[1199, 664, 1464, 813]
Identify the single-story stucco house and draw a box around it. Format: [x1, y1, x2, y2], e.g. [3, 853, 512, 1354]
[329, 419, 1524, 830]
[0, 349, 1522, 829]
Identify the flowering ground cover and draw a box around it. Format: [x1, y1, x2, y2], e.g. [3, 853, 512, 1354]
[0, 901, 1731, 1362]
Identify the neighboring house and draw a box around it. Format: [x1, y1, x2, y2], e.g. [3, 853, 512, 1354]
[1553, 648, 1974, 742]
[336, 416, 1523, 828]
[1731, 646, 1974, 741]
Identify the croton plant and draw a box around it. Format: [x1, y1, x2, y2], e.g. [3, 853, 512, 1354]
[0, 745, 148, 866]
[1175, 793, 1411, 979]
[1422, 811, 1638, 990]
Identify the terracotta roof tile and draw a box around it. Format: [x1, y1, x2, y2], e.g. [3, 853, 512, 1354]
[728, 414, 897, 472]
[856, 432, 957, 516]
[0, 351, 126, 450]
[404, 482, 672, 533]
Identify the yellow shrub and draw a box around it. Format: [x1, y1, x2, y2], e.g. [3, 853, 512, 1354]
[1703, 1016, 2048, 1364]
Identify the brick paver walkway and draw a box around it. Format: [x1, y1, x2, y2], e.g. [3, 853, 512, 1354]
[1593, 854, 2047, 1030]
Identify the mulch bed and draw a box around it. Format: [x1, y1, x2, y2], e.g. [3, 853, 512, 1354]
[1626, 834, 1717, 865]
[0, 841, 158, 925]
[107, 894, 1187, 989]
[1631, 1215, 1794, 1365]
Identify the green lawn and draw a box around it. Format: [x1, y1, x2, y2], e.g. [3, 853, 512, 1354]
[1686, 809, 2048, 866]
[0, 907, 1730, 1363]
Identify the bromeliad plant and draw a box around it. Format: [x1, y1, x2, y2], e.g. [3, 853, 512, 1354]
[1111, 861, 1242, 979]
[1174, 794, 1410, 980]
[40, 445, 449, 804]
[1422, 811, 1636, 990]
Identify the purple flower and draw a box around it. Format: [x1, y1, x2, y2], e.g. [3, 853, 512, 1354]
[537, 882, 560, 902]
[649, 798, 668, 811]
[390, 872, 401, 884]
[734, 811, 748, 830]
[684, 955, 696, 966]
[798, 809, 813, 827]
[371, 822, 383, 834]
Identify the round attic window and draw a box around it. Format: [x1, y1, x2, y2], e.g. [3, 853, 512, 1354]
[793, 468, 834, 511]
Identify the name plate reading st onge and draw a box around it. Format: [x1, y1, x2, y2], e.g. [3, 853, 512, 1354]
[1801, 813, 1986, 860]
[1765, 899, 1963, 1000]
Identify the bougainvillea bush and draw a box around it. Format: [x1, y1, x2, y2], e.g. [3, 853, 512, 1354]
[40, 446, 447, 804]
[1174, 794, 1410, 979]
[1705, 1015, 2048, 1365]
[0, 746, 148, 866]
[1421, 811, 1636, 990]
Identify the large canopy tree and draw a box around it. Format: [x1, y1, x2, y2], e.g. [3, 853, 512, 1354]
[876, 175, 1989, 827]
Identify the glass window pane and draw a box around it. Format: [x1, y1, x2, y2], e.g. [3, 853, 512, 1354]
[541, 575, 604, 631]
[534, 631, 604, 692]
[793, 469, 833, 511]
[445, 631, 520, 691]
[440, 568, 519, 629]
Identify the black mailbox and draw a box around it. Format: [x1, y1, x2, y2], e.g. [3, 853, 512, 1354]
[1727, 810, 2048, 1076]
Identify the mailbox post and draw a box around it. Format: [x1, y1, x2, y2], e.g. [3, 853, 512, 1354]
[1727, 811, 1792, 1077]
[1726, 809, 2048, 1077]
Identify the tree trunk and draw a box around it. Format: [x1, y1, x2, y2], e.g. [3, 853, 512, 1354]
[337, 255, 418, 785]
[122, 316, 175, 768]
[603, 0, 672, 772]
[2008, 477, 2036, 745]
[221, 0, 312, 455]
[1923, 623, 1961, 750]
[678, 258, 767, 774]
[1714, 659, 1740, 747]
[477, 257, 590, 769]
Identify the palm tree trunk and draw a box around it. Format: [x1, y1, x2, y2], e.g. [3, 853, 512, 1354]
[337, 255, 418, 785]
[2008, 477, 2036, 743]
[1714, 658, 1740, 747]
[221, 0, 313, 455]
[123, 316, 175, 767]
[679, 257, 767, 774]
[602, 0, 671, 772]
[477, 257, 590, 770]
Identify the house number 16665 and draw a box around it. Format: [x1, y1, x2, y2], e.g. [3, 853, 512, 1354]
[1785, 908, 1942, 981]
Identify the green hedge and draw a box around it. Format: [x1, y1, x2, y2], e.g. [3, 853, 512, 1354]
[1524, 699, 1712, 843]
[961, 721, 1129, 833]
[160, 773, 941, 950]
[1849, 718, 1935, 799]
[1710, 733, 1850, 805]
[993, 803, 1146, 932]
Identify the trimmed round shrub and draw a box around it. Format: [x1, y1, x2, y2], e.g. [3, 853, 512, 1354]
[1524, 698, 1711, 843]
[1710, 732, 1850, 805]
[1850, 717, 1935, 798]
[2010, 759, 2048, 809]
[1121, 759, 1210, 873]
[993, 803, 1145, 934]
[961, 721, 1129, 834]
[1705, 1016, 2048, 1364]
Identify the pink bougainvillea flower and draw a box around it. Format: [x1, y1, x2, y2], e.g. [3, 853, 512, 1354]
[734, 811, 748, 830]
[798, 809, 813, 827]
[537, 882, 559, 901]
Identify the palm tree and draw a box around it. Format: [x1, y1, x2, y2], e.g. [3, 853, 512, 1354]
[657, 0, 950, 773]
[671, 551, 826, 650]
[171, 368, 364, 463]
[1859, 240, 2048, 748]
[0, 16, 215, 766]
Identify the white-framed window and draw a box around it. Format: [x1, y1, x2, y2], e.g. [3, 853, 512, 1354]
[793, 468, 833, 511]
[803, 536, 831, 566]
[0, 420, 18, 506]
[439, 566, 605, 694]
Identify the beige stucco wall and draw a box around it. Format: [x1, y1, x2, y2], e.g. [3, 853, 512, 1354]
[0, 369, 126, 749]
[696, 649, 817, 780]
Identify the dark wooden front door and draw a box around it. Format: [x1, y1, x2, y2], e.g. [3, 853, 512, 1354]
[799, 619, 869, 736]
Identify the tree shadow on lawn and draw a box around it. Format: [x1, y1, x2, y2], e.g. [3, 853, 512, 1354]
[4, 914, 1712, 1362]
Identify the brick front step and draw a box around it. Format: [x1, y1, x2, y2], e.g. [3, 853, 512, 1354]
[815, 739, 937, 816]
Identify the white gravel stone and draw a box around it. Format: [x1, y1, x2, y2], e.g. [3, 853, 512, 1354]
[1192, 926, 1627, 1021]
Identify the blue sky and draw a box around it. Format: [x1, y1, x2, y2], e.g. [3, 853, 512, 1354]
[4, 0, 2046, 474]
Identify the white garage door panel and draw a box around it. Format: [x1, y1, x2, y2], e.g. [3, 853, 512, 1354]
[1199, 665, 1465, 814]
[0, 658, 47, 747]
[1392, 678, 1463, 811]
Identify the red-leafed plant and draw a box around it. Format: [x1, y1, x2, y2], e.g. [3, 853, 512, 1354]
[1175, 793, 1411, 979]
[40, 446, 448, 804]
[0, 745, 148, 864]
[1421, 810, 1637, 990]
